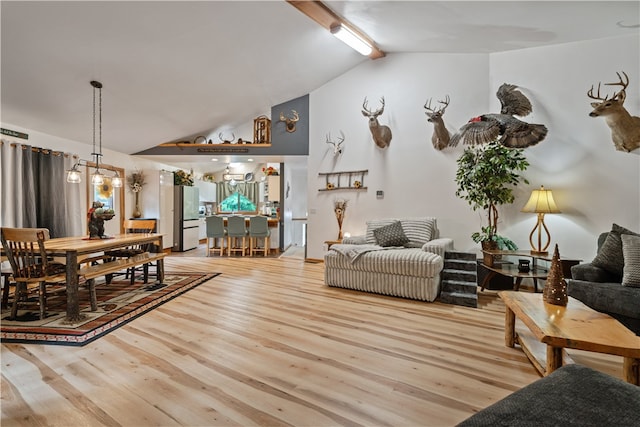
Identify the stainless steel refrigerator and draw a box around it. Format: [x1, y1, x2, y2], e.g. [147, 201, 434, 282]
[173, 185, 200, 251]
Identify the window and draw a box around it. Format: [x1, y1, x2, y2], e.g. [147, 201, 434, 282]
[219, 191, 256, 213]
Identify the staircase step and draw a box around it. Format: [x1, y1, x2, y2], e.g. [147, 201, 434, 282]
[444, 251, 477, 261]
[441, 269, 476, 282]
[444, 259, 478, 272]
[439, 291, 478, 308]
[441, 279, 478, 294]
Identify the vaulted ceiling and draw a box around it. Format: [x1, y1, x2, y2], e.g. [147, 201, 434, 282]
[2, 1, 638, 172]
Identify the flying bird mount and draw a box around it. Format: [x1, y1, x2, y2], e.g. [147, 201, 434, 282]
[450, 84, 548, 148]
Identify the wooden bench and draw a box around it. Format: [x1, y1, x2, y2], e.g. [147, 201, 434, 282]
[79, 252, 166, 311]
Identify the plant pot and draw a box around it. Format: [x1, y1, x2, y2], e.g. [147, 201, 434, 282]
[481, 240, 499, 267]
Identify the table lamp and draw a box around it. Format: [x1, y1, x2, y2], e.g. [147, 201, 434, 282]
[521, 185, 561, 255]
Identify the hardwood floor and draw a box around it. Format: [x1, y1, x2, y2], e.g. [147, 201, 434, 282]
[1, 255, 623, 426]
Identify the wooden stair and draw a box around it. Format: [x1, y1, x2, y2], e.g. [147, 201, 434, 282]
[439, 251, 478, 308]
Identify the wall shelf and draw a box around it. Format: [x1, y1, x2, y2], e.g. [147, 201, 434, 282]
[318, 169, 368, 191]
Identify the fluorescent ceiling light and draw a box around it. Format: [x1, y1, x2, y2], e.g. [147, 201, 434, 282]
[330, 23, 373, 56]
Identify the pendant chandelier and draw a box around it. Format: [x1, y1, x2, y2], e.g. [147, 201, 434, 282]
[66, 80, 122, 187]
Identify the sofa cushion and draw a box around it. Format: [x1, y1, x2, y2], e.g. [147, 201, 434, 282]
[621, 234, 640, 288]
[457, 364, 640, 427]
[366, 217, 436, 246]
[325, 247, 443, 278]
[567, 279, 640, 320]
[591, 223, 639, 277]
[373, 221, 410, 247]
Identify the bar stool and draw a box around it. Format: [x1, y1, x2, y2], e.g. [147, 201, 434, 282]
[249, 216, 271, 256]
[227, 216, 249, 256]
[206, 216, 227, 256]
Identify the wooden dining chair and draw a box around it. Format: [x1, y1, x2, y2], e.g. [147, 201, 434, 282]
[104, 219, 158, 284]
[0, 227, 73, 320]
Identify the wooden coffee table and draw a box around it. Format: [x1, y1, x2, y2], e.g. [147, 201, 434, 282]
[499, 291, 640, 385]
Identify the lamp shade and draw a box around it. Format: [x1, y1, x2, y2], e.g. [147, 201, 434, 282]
[521, 185, 561, 214]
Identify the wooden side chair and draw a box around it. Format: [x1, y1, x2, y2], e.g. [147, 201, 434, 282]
[249, 216, 271, 256]
[0, 227, 77, 320]
[104, 219, 158, 284]
[206, 216, 227, 256]
[227, 216, 249, 256]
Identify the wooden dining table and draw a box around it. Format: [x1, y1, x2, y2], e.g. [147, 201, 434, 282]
[42, 233, 165, 322]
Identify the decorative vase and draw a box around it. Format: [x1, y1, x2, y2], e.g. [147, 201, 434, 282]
[132, 192, 142, 218]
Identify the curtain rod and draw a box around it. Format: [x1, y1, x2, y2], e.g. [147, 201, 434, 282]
[3, 140, 78, 158]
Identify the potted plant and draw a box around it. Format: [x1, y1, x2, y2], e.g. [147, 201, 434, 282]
[455, 140, 529, 251]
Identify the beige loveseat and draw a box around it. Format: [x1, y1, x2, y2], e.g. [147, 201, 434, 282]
[324, 217, 454, 302]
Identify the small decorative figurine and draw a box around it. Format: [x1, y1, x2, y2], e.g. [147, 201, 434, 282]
[87, 201, 115, 239]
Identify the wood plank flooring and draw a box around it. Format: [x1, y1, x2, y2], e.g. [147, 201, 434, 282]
[1, 254, 623, 426]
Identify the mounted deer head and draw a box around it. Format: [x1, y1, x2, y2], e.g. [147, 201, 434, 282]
[279, 110, 299, 133]
[362, 96, 392, 148]
[588, 71, 640, 152]
[424, 95, 451, 150]
[218, 132, 236, 144]
[326, 131, 345, 155]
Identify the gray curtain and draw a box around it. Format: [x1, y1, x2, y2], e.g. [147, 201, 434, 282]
[0, 142, 73, 237]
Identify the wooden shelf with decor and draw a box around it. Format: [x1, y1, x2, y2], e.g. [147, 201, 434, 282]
[318, 169, 368, 191]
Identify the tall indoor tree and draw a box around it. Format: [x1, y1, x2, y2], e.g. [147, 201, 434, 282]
[455, 140, 529, 249]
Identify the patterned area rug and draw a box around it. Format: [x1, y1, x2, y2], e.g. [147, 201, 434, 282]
[0, 272, 219, 346]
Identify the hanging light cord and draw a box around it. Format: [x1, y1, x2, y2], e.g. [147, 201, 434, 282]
[91, 80, 103, 171]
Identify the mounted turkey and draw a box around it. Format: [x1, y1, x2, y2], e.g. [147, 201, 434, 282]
[450, 84, 547, 148]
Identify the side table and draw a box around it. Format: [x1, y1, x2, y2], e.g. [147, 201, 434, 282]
[480, 250, 581, 292]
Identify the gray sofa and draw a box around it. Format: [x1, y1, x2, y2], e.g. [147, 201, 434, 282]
[324, 217, 454, 302]
[567, 229, 640, 335]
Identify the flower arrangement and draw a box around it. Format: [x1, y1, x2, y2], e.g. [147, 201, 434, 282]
[353, 180, 362, 188]
[174, 169, 194, 186]
[127, 170, 146, 193]
[326, 182, 335, 190]
[262, 166, 279, 176]
[334, 199, 348, 240]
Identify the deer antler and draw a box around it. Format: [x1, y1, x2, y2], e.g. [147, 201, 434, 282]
[424, 95, 450, 115]
[605, 71, 629, 100]
[218, 132, 235, 143]
[290, 110, 299, 123]
[362, 97, 385, 117]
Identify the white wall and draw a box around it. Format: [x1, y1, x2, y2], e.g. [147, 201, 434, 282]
[306, 34, 640, 262]
[490, 34, 640, 262]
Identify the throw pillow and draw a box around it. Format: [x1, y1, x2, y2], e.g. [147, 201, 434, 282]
[591, 223, 640, 277]
[621, 234, 640, 287]
[366, 219, 397, 244]
[399, 217, 436, 244]
[373, 221, 410, 247]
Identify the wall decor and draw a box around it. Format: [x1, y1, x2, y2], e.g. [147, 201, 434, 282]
[279, 110, 300, 133]
[424, 96, 452, 150]
[587, 71, 640, 152]
[218, 132, 236, 144]
[253, 115, 271, 144]
[318, 169, 368, 191]
[450, 83, 547, 148]
[362, 97, 392, 148]
[325, 131, 345, 155]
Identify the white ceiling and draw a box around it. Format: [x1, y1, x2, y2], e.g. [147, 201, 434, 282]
[2, 1, 638, 174]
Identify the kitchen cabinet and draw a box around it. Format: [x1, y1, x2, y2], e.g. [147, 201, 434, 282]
[267, 176, 280, 202]
[199, 217, 207, 240]
[196, 180, 216, 202]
